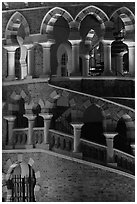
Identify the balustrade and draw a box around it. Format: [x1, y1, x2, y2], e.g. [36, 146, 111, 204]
[114, 149, 135, 175]
[33, 128, 44, 146]
[49, 130, 73, 153]
[81, 139, 107, 164]
[12, 128, 28, 149]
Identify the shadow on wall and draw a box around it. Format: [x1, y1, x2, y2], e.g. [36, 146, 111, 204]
[81, 104, 106, 145]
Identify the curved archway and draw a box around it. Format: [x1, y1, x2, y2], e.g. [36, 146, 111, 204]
[75, 5, 109, 37]
[40, 7, 73, 38]
[5, 11, 30, 44]
[81, 104, 106, 145]
[6, 162, 36, 202]
[57, 43, 72, 76]
[110, 7, 135, 35]
[114, 114, 134, 154]
[33, 43, 43, 77]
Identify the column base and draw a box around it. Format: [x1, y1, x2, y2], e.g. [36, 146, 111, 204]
[40, 74, 50, 79]
[107, 162, 117, 167]
[4, 76, 16, 81]
[25, 144, 33, 149]
[102, 70, 114, 76]
[25, 75, 33, 80]
[14, 144, 25, 149]
[5, 145, 13, 150]
[72, 152, 83, 159]
[35, 143, 50, 150]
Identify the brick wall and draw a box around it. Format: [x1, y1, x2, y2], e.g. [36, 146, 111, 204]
[2, 151, 135, 202]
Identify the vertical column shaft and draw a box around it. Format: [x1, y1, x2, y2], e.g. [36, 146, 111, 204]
[71, 123, 83, 153]
[39, 113, 53, 144]
[69, 40, 81, 75]
[102, 40, 113, 76]
[3, 116, 16, 147]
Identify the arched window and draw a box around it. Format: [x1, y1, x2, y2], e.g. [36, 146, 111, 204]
[61, 52, 68, 76]
[15, 48, 21, 79]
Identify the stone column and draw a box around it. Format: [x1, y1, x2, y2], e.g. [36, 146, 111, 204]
[104, 132, 117, 166]
[69, 40, 81, 76]
[130, 144, 135, 156]
[4, 46, 19, 81]
[102, 40, 113, 76]
[24, 44, 34, 79]
[128, 42, 135, 77]
[71, 122, 84, 156]
[20, 46, 28, 80]
[37, 113, 53, 150]
[114, 53, 124, 76]
[3, 115, 16, 149]
[24, 114, 36, 149]
[40, 41, 55, 77]
[82, 54, 90, 76]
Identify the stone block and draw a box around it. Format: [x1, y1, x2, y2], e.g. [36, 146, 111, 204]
[83, 100, 91, 109]
[57, 96, 69, 107]
[28, 158, 34, 167]
[50, 90, 58, 99]
[20, 90, 27, 99]
[69, 98, 76, 107]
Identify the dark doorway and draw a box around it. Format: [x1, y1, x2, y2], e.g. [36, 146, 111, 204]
[81, 104, 106, 145]
[114, 118, 132, 154]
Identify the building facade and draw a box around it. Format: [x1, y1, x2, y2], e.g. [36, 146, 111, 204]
[2, 2, 135, 202]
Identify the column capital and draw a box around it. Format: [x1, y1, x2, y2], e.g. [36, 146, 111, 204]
[24, 43, 34, 50]
[124, 41, 135, 47]
[40, 40, 55, 48]
[24, 114, 36, 121]
[3, 45, 19, 52]
[82, 54, 90, 60]
[39, 113, 53, 120]
[69, 39, 81, 46]
[102, 40, 113, 46]
[104, 132, 118, 139]
[71, 122, 84, 129]
[3, 115, 16, 122]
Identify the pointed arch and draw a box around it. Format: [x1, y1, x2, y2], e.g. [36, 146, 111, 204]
[75, 5, 109, 36]
[110, 7, 135, 32]
[5, 11, 30, 44]
[57, 43, 72, 76]
[40, 7, 74, 37]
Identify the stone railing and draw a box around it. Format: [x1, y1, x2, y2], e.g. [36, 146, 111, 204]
[114, 149, 135, 175]
[12, 128, 28, 148]
[33, 127, 44, 146]
[49, 129, 73, 153]
[81, 139, 107, 164]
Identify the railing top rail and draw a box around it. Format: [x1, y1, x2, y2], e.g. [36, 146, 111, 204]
[114, 148, 135, 160]
[13, 128, 28, 131]
[49, 129, 73, 139]
[33, 127, 44, 130]
[81, 138, 107, 149]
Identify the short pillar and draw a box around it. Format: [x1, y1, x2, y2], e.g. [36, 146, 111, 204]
[102, 40, 113, 76]
[20, 46, 28, 80]
[37, 113, 53, 150]
[24, 114, 36, 149]
[69, 40, 81, 76]
[128, 43, 135, 77]
[4, 46, 19, 81]
[40, 41, 55, 77]
[104, 132, 117, 166]
[130, 144, 135, 156]
[25, 44, 34, 79]
[71, 122, 84, 154]
[3, 115, 16, 149]
[82, 54, 90, 76]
